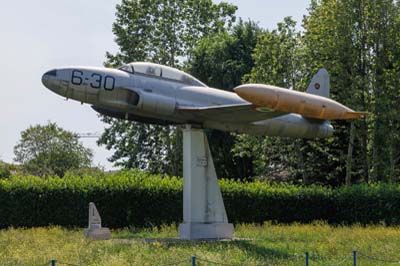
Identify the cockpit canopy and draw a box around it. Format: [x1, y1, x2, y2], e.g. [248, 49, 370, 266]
[118, 62, 206, 87]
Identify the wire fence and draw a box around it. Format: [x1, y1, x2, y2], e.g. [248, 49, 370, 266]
[4, 251, 400, 266]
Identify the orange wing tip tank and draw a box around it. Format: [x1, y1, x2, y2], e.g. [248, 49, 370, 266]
[234, 84, 367, 121]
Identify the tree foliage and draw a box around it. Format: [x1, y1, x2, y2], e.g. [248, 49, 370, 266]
[0, 161, 11, 179]
[303, 0, 400, 182]
[14, 122, 93, 177]
[189, 19, 262, 90]
[107, 0, 237, 66]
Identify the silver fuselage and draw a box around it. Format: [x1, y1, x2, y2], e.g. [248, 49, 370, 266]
[42, 65, 333, 138]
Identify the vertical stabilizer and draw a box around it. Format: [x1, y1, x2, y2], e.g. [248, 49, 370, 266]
[306, 68, 330, 98]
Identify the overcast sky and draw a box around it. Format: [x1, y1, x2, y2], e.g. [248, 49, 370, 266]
[0, 0, 309, 170]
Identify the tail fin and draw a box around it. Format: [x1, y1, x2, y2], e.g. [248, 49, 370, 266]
[306, 68, 330, 98]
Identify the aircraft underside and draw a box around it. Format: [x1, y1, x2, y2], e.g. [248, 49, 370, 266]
[91, 104, 333, 138]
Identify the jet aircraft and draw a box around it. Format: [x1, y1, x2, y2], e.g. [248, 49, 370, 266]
[42, 62, 365, 138]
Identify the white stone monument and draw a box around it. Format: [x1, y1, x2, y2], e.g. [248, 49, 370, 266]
[84, 202, 111, 240]
[178, 125, 234, 239]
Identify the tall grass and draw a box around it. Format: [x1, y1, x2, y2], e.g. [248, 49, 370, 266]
[1, 224, 400, 266]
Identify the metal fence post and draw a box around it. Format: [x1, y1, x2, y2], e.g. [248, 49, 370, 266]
[51, 259, 56, 266]
[353, 251, 357, 266]
[305, 252, 309, 266]
[191, 256, 196, 266]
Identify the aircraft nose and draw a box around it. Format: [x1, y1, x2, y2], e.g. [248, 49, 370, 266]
[43, 69, 57, 77]
[41, 68, 69, 98]
[41, 69, 58, 88]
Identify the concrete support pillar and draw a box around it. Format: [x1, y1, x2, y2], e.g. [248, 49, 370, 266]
[179, 125, 234, 240]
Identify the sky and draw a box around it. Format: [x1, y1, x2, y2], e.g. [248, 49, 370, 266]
[0, 0, 309, 170]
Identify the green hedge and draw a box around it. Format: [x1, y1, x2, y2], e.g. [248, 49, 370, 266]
[1, 170, 400, 228]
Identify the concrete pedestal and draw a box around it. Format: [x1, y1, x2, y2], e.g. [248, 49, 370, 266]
[84, 202, 111, 240]
[179, 223, 234, 240]
[179, 125, 234, 240]
[84, 228, 111, 240]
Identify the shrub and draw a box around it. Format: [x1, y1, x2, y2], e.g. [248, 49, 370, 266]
[0, 170, 400, 228]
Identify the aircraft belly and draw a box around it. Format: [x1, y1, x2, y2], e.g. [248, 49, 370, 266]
[203, 114, 333, 138]
[252, 114, 333, 138]
[68, 87, 86, 102]
[86, 89, 99, 103]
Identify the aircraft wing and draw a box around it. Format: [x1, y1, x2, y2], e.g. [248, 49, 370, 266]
[176, 103, 286, 123]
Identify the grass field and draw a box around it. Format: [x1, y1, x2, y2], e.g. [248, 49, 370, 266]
[1, 223, 400, 266]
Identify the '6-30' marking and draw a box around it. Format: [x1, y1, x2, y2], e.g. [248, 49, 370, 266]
[71, 70, 115, 91]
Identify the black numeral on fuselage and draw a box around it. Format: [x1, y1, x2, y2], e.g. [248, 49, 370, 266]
[90, 73, 102, 88]
[71, 70, 115, 90]
[71, 70, 83, 85]
[104, 76, 115, 91]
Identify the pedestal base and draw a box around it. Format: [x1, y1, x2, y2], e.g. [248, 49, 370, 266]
[84, 228, 111, 240]
[179, 223, 234, 240]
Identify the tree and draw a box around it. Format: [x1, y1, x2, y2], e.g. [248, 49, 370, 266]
[244, 0, 400, 185]
[99, 0, 237, 176]
[14, 122, 93, 177]
[189, 19, 262, 90]
[230, 17, 315, 183]
[303, 0, 400, 182]
[303, 0, 369, 185]
[188, 19, 262, 179]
